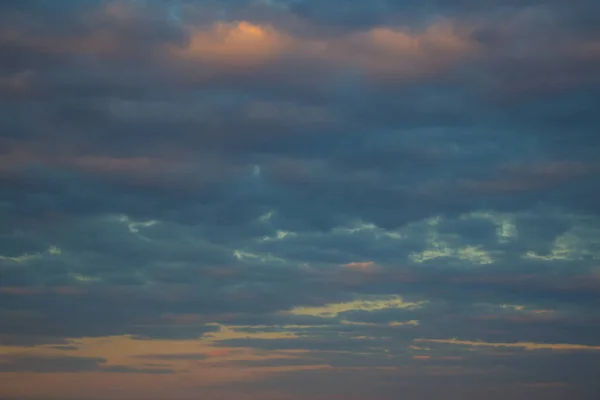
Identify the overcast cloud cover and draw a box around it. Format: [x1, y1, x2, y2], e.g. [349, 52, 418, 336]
[1, 1, 600, 399]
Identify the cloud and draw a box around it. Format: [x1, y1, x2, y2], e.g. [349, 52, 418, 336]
[135, 353, 208, 361]
[413, 338, 600, 352]
[0, 354, 105, 373]
[1, 1, 600, 399]
[288, 296, 426, 318]
[172, 19, 475, 81]
[0, 354, 173, 374]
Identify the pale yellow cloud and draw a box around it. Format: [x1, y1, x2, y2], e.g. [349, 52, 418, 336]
[523, 216, 600, 261]
[232, 249, 287, 263]
[0, 25, 120, 57]
[288, 296, 426, 318]
[463, 211, 517, 242]
[244, 101, 338, 125]
[0, 70, 33, 94]
[174, 21, 289, 68]
[0, 246, 61, 263]
[0, 332, 320, 396]
[409, 215, 495, 264]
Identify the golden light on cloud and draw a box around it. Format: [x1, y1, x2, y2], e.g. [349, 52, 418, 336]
[2, 8, 476, 82]
[410, 238, 494, 265]
[288, 296, 426, 318]
[172, 19, 476, 79]
[174, 21, 288, 68]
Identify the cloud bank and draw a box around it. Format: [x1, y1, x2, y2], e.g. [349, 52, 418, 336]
[1, 1, 599, 399]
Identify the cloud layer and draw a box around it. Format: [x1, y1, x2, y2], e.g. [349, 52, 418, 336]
[1, 1, 600, 399]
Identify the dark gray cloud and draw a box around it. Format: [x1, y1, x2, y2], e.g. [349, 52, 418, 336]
[0, 354, 105, 373]
[135, 353, 207, 360]
[0, 354, 174, 374]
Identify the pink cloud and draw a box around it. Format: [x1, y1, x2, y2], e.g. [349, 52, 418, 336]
[343, 261, 380, 272]
[413, 355, 431, 360]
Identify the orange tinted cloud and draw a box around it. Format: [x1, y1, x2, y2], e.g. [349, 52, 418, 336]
[0, 286, 85, 295]
[343, 261, 380, 271]
[172, 20, 476, 80]
[2, 4, 476, 82]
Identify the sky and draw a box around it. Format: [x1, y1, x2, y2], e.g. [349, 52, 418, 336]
[1, 0, 600, 399]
